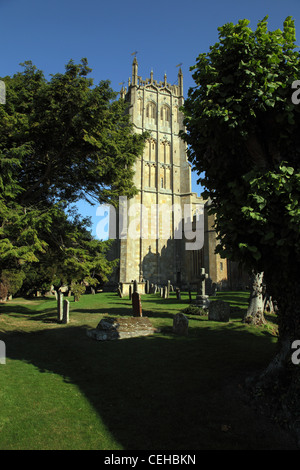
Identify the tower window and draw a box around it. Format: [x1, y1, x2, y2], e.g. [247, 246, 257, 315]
[161, 177, 164, 188]
[161, 105, 170, 122]
[146, 102, 156, 120]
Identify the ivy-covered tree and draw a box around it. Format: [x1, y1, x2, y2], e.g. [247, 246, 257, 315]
[181, 16, 300, 422]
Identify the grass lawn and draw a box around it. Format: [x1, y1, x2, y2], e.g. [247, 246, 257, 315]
[0, 290, 296, 450]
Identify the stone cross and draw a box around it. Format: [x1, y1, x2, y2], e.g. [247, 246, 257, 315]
[198, 268, 208, 296]
[62, 299, 69, 324]
[132, 291, 142, 317]
[195, 268, 210, 309]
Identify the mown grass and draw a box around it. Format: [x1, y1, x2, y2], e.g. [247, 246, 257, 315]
[0, 290, 296, 450]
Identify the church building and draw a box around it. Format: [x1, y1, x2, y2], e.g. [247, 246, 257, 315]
[108, 59, 245, 293]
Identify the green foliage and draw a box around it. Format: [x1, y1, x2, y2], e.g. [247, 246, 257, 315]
[181, 16, 300, 269]
[0, 59, 145, 292]
[70, 281, 86, 302]
[181, 16, 300, 341]
[1, 269, 25, 296]
[181, 305, 206, 316]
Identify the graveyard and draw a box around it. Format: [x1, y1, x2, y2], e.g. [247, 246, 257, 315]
[0, 288, 297, 450]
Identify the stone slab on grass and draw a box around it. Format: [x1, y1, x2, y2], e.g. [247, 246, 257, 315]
[87, 316, 158, 341]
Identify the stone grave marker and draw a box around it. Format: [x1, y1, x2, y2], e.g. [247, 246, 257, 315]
[117, 286, 123, 298]
[57, 291, 63, 322]
[163, 286, 167, 299]
[194, 268, 210, 309]
[87, 316, 157, 341]
[129, 284, 132, 300]
[176, 288, 181, 300]
[132, 291, 142, 317]
[167, 280, 170, 298]
[62, 299, 70, 324]
[173, 312, 188, 336]
[208, 300, 230, 322]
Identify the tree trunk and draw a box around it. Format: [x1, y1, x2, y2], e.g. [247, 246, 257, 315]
[246, 278, 300, 446]
[244, 271, 266, 325]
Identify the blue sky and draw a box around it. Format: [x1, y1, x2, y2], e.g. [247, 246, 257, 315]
[1, 0, 299, 237]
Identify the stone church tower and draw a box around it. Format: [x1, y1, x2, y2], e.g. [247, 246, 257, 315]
[111, 58, 204, 291]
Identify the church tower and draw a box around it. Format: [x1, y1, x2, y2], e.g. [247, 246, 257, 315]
[115, 58, 204, 289]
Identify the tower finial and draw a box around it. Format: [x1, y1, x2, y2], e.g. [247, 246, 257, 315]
[132, 55, 138, 86]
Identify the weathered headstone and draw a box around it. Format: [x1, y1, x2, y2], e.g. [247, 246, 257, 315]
[173, 313, 188, 336]
[176, 288, 181, 300]
[132, 291, 142, 317]
[167, 280, 170, 298]
[117, 286, 123, 298]
[163, 286, 167, 299]
[129, 284, 132, 300]
[133, 280, 138, 293]
[160, 287, 164, 297]
[87, 316, 157, 341]
[62, 299, 70, 324]
[57, 291, 63, 322]
[208, 300, 230, 322]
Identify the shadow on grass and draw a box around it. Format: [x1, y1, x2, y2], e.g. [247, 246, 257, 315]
[0, 318, 296, 450]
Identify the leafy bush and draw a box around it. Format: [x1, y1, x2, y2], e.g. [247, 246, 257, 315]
[181, 305, 207, 316]
[70, 281, 86, 302]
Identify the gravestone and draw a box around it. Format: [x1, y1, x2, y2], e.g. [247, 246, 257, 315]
[87, 316, 157, 341]
[163, 286, 167, 299]
[146, 280, 150, 294]
[194, 268, 210, 309]
[57, 291, 63, 322]
[176, 288, 181, 300]
[173, 313, 188, 336]
[132, 291, 142, 317]
[188, 289, 192, 302]
[133, 280, 138, 293]
[167, 280, 171, 298]
[62, 299, 70, 324]
[208, 300, 230, 322]
[129, 284, 132, 300]
[117, 286, 123, 298]
[160, 287, 163, 297]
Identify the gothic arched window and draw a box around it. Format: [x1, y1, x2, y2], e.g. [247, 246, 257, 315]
[160, 105, 170, 123]
[146, 102, 156, 121]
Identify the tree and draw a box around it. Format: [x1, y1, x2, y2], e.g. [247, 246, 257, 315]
[20, 204, 117, 296]
[0, 59, 146, 290]
[181, 16, 300, 425]
[244, 271, 266, 325]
